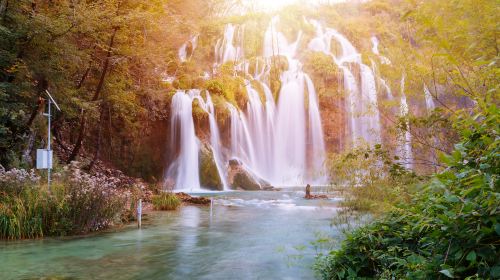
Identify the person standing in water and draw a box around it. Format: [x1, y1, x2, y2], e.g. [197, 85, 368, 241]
[305, 184, 311, 199]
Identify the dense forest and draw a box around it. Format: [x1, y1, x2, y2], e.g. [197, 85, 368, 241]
[0, 0, 498, 279]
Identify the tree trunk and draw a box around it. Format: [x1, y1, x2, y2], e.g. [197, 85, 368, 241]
[87, 104, 106, 172]
[67, 27, 118, 163]
[67, 110, 86, 163]
[0, 0, 7, 20]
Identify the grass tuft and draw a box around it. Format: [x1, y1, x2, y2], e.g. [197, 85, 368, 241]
[152, 192, 181, 211]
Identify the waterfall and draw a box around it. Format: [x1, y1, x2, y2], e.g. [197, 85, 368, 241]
[166, 90, 229, 190]
[424, 85, 436, 112]
[305, 75, 327, 181]
[264, 16, 302, 58]
[215, 24, 244, 65]
[221, 18, 327, 186]
[396, 76, 413, 169]
[371, 34, 414, 169]
[204, 93, 230, 190]
[245, 81, 271, 177]
[165, 91, 201, 191]
[380, 78, 394, 100]
[179, 35, 199, 62]
[166, 19, 330, 189]
[370, 35, 391, 65]
[307, 20, 382, 148]
[273, 70, 307, 184]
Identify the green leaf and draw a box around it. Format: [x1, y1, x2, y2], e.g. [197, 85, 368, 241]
[439, 269, 454, 278]
[491, 266, 500, 278]
[495, 224, 500, 236]
[466, 251, 476, 262]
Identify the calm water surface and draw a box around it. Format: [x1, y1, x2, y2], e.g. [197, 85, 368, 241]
[0, 190, 341, 280]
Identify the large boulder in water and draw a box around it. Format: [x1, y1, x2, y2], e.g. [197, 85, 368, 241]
[199, 144, 224, 191]
[228, 159, 272, 191]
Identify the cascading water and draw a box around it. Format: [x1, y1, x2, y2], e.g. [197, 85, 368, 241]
[215, 24, 244, 65]
[224, 17, 327, 186]
[179, 35, 199, 62]
[395, 76, 413, 169]
[380, 78, 394, 100]
[169, 17, 412, 190]
[165, 91, 201, 191]
[370, 36, 391, 65]
[305, 75, 327, 180]
[308, 20, 382, 148]
[424, 85, 436, 112]
[165, 90, 229, 190]
[371, 35, 414, 169]
[204, 94, 230, 190]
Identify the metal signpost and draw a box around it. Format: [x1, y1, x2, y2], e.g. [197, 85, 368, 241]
[36, 90, 61, 191]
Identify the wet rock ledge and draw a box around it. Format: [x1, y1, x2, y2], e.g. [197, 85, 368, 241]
[175, 192, 211, 205]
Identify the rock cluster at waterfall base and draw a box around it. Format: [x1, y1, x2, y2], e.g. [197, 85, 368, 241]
[304, 184, 329, 199]
[175, 192, 211, 205]
[227, 159, 274, 191]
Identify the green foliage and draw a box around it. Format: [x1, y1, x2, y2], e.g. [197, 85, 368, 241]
[0, 0, 179, 180]
[329, 145, 420, 216]
[204, 69, 248, 109]
[269, 55, 289, 100]
[302, 51, 341, 99]
[152, 192, 181, 211]
[316, 106, 500, 279]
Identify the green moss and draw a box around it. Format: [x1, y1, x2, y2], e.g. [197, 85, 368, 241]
[211, 95, 230, 127]
[232, 172, 260, 191]
[302, 51, 341, 100]
[204, 73, 248, 110]
[199, 147, 223, 191]
[269, 55, 289, 100]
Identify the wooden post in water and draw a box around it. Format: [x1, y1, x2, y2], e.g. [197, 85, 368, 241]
[137, 199, 142, 228]
[210, 198, 213, 217]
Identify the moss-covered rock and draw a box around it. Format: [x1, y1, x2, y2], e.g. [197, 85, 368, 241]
[199, 144, 223, 190]
[233, 172, 261, 190]
[228, 159, 272, 191]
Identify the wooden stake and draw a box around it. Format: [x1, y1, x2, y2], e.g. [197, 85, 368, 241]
[137, 199, 142, 228]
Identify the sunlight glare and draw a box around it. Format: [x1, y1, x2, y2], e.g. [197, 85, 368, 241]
[247, 0, 350, 12]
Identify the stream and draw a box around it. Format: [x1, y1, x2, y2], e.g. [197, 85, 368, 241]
[0, 189, 341, 280]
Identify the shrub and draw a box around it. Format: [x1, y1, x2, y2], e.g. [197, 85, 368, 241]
[0, 164, 128, 239]
[152, 192, 181, 211]
[328, 145, 420, 216]
[315, 106, 500, 279]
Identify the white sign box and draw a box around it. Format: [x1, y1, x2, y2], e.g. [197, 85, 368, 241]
[36, 149, 53, 169]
